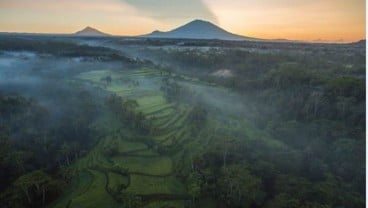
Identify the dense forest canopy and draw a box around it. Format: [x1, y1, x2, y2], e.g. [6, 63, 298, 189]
[0, 35, 365, 208]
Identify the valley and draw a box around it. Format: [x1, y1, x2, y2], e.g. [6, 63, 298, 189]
[0, 35, 365, 208]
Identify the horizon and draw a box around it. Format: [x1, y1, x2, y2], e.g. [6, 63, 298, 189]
[0, 0, 366, 42]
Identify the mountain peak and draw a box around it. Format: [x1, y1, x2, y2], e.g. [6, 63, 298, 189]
[74, 26, 109, 36]
[179, 19, 218, 30]
[143, 19, 258, 41]
[84, 26, 94, 30]
[189, 19, 211, 24]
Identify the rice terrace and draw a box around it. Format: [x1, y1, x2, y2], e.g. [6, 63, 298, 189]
[0, 1, 366, 207]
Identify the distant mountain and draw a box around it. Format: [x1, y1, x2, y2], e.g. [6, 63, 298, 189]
[74, 26, 109, 36]
[352, 39, 366, 45]
[142, 19, 259, 41]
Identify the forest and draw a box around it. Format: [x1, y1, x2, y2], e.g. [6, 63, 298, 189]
[0, 35, 365, 208]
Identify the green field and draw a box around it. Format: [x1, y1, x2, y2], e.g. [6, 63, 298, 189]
[53, 68, 195, 208]
[54, 67, 292, 208]
[1, 35, 364, 208]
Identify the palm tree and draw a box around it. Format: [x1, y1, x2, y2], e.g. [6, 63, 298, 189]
[222, 137, 235, 168]
[59, 143, 72, 166]
[14, 170, 52, 207]
[122, 99, 139, 125]
[12, 151, 26, 173]
[122, 99, 138, 113]
[69, 141, 80, 160]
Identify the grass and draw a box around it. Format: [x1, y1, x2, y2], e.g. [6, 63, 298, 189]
[53, 68, 197, 208]
[54, 69, 194, 208]
[236, 118, 287, 149]
[160, 126, 190, 146]
[115, 140, 148, 153]
[52, 64, 295, 208]
[111, 156, 173, 175]
[161, 137, 175, 146]
[146, 108, 175, 120]
[123, 71, 159, 77]
[106, 84, 133, 93]
[144, 201, 185, 208]
[175, 131, 191, 145]
[139, 103, 174, 115]
[51, 170, 94, 208]
[153, 130, 177, 143]
[77, 68, 159, 83]
[77, 70, 112, 82]
[174, 110, 189, 127]
[145, 106, 175, 118]
[120, 68, 160, 77]
[69, 170, 119, 208]
[136, 95, 167, 107]
[127, 175, 186, 195]
[156, 107, 186, 128]
[91, 111, 123, 134]
[77, 69, 161, 98]
[107, 172, 129, 191]
[125, 149, 160, 157]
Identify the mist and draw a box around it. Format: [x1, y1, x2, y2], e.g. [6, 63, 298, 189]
[0, 35, 365, 208]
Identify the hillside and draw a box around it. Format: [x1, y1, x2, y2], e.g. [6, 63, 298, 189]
[74, 26, 110, 36]
[142, 19, 259, 41]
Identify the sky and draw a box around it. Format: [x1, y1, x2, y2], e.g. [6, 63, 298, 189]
[0, 0, 365, 42]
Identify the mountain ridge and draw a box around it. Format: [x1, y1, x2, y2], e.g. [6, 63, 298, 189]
[141, 19, 260, 41]
[74, 26, 110, 36]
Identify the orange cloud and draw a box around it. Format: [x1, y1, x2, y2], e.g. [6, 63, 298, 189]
[0, 0, 162, 35]
[204, 0, 365, 42]
[0, 0, 365, 41]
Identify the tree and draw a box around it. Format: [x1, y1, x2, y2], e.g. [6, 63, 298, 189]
[122, 99, 139, 113]
[13, 170, 53, 207]
[0, 133, 11, 167]
[302, 90, 327, 119]
[221, 137, 236, 168]
[59, 143, 72, 166]
[187, 172, 202, 202]
[160, 78, 182, 102]
[265, 193, 300, 208]
[218, 165, 263, 207]
[100, 75, 113, 85]
[330, 138, 365, 185]
[188, 104, 207, 135]
[69, 141, 80, 160]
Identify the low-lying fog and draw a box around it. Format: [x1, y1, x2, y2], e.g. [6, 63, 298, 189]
[0, 51, 124, 117]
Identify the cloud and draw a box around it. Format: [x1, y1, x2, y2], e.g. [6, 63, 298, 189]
[121, 0, 217, 23]
[0, 0, 132, 13]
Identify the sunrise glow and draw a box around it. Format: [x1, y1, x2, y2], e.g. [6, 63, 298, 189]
[0, 0, 365, 42]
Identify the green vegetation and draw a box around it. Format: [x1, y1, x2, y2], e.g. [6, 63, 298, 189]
[0, 36, 365, 208]
[0, 88, 100, 207]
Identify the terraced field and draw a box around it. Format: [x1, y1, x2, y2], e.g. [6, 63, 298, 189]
[53, 68, 194, 208]
[51, 67, 288, 208]
[52, 66, 288, 208]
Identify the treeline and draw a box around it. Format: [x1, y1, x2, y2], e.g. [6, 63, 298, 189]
[151, 46, 365, 207]
[0, 89, 100, 208]
[183, 133, 365, 208]
[147, 47, 365, 79]
[106, 94, 152, 135]
[0, 36, 133, 62]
